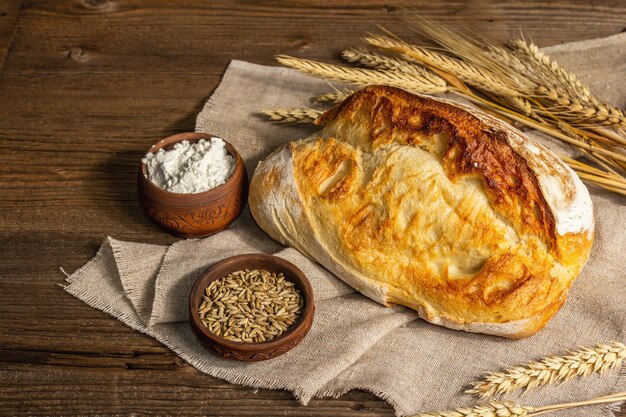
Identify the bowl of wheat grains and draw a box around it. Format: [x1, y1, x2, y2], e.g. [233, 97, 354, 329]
[189, 253, 315, 361]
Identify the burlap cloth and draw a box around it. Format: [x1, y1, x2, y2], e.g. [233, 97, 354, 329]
[64, 33, 626, 416]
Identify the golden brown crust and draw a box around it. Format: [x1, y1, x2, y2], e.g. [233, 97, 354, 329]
[251, 86, 594, 338]
[319, 86, 556, 245]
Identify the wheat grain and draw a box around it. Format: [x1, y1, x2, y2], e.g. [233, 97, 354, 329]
[277, 55, 448, 95]
[506, 96, 540, 120]
[312, 90, 351, 104]
[260, 107, 323, 124]
[466, 341, 626, 398]
[199, 269, 304, 343]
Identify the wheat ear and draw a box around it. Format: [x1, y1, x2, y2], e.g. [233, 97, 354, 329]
[409, 401, 534, 417]
[410, 391, 626, 417]
[277, 55, 448, 95]
[510, 40, 593, 100]
[466, 341, 626, 399]
[259, 107, 322, 124]
[485, 45, 538, 86]
[342, 47, 444, 85]
[365, 35, 519, 97]
[512, 40, 626, 128]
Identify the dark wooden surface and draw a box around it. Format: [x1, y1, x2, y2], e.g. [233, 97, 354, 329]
[0, 1, 624, 415]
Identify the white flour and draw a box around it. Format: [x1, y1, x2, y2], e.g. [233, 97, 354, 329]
[142, 138, 235, 194]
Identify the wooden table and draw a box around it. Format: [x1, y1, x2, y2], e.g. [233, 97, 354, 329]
[1, 1, 624, 415]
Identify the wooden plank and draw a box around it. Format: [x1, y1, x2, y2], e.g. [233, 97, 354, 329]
[0, 0, 22, 72]
[0, 368, 395, 416]
[2, 1, 626, 75]
[0, 0, 624, 415]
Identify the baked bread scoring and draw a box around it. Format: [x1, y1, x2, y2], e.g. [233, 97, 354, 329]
[249, 86, 594, 338]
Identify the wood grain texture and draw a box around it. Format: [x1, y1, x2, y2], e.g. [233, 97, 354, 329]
[0, 0, 22, 71]
[0, 1, 624, 415]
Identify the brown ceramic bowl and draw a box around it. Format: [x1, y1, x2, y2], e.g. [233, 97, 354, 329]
[137, 132, 247, 238]
[189, 254, 315, 362]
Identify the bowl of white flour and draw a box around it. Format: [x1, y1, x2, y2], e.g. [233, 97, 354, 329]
[138, 132, 247, 238]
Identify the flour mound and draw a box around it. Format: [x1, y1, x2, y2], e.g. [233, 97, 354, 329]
[142, 138, 235, 194]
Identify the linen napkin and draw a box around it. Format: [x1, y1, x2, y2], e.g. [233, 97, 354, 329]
[64, 33, 626, 416]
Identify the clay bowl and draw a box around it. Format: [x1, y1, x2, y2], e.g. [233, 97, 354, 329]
[189, 254, 315, 362]
[137, 132, 247, 238]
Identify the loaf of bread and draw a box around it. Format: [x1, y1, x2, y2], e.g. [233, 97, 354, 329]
[249, 86, 594, 338]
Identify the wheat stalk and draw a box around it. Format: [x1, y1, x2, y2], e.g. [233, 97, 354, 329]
[565, 156, 626, 187]
[591, 127, 626, 147]
[409, 391, 626, 417]
[466, 341, 626, 399]
[277, 55, 448, 95]
[260, 107, 323, 124]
